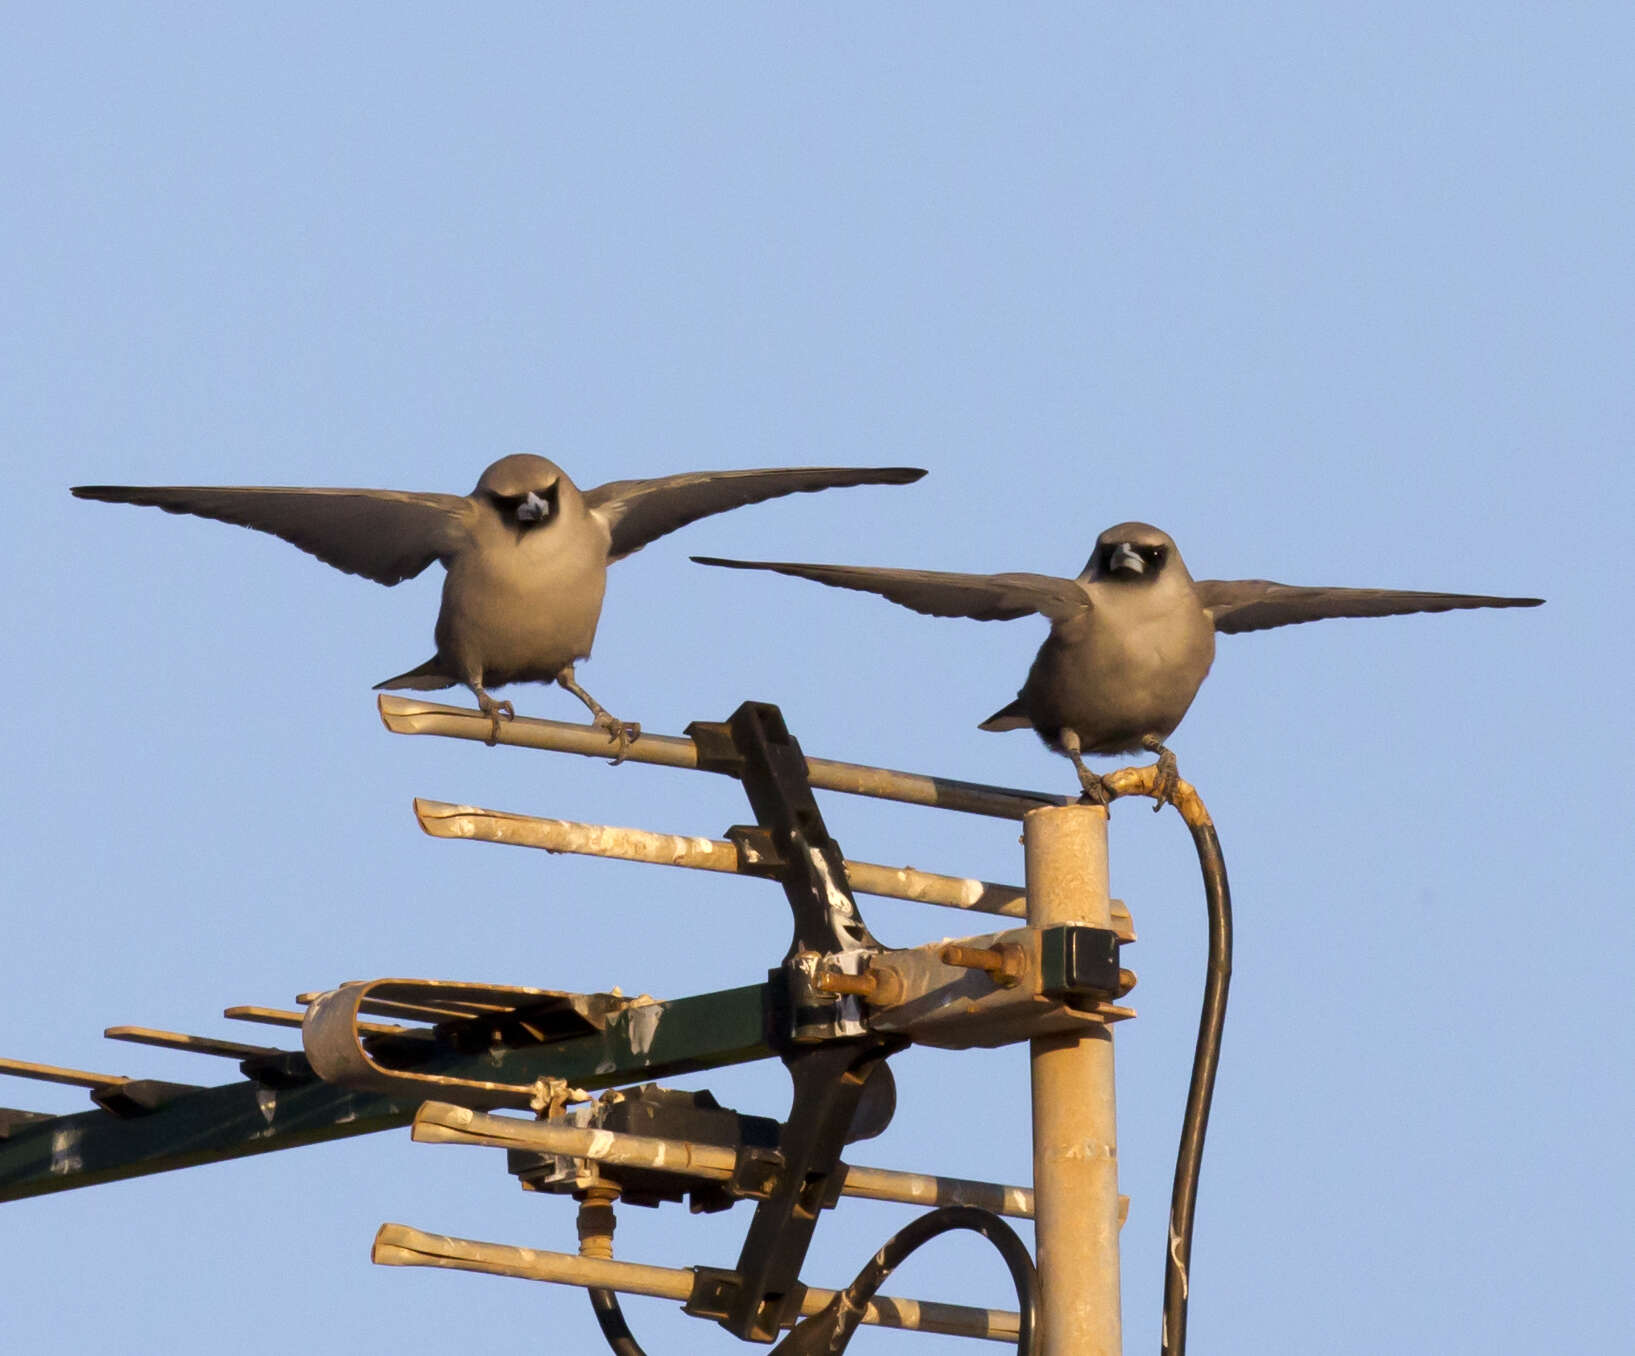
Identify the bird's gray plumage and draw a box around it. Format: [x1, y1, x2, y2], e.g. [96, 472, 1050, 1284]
[695, 520, 1541, 795]
[74, 455, 925, 743]
[685, 560, 1091, 621]
[582, 467, 925, 563]
[69, 484, 472, 585]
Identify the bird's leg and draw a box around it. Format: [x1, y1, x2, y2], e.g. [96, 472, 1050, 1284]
[468, 679, 514, 747]
[1140, 734, 1181, 812]
[1059, 729, 1110, 807]
[556, 665, 639, 764]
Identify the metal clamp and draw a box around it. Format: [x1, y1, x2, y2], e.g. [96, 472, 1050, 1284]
[688, 702, 906, 1342]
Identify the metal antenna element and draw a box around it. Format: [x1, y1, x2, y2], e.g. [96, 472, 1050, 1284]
[379, 694, 1072, 820]
[0, 698, 1245, 1356]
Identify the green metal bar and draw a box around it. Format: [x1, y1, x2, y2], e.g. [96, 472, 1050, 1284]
[0, 1080, 412, 1203]
[0, 983, 772, 1203]
[402, 983, 770, 1093]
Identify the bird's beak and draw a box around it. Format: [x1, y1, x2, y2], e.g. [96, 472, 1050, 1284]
[516, 490, 553, 523]
[1109, 542, 1145, 574]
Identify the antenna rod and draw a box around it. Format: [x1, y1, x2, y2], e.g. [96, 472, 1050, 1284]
[380, 695, 1071, 821]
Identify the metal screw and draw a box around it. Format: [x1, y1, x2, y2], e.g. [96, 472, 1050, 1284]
[941, 942, 1026, 988]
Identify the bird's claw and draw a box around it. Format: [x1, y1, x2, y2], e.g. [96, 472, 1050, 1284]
[481, 698, 515, 746]
[1070, 760, 1111, 807]
[1060, 732, 1111, 808]
[1148, 746, 1180, 812]
[595, 713, 640, 765]
[1076, 774, 1111, 807]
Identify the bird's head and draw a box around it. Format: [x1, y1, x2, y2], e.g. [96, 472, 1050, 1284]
[1084, 522, 1182, 584]
[473, 454, 576, 531]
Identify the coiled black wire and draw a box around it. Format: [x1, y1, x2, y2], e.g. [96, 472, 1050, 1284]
[1162, 816, 1233, 1356]
[773, 1204, 1040, 1354]
[587, 1286, 649, 1356]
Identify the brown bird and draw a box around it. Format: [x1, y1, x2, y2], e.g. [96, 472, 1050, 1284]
[75, 456, 925, 749]
[696, 521, 1541, 802]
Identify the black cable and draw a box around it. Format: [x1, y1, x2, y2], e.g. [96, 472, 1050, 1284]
[1162, 817, 1233, 1356]
[772, 1204, 1040, 1354]
[587, 1285, 649, 1356]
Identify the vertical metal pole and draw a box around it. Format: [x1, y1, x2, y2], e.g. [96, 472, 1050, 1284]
[1027, 803, 1121, 1356]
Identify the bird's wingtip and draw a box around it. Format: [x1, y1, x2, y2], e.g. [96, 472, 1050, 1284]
[691, 555, 747, 568]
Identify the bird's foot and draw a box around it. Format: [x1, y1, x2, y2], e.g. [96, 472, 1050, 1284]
[594, 711, 641, 765]
[1141, 737, 1181, 812]
[557, 666, 636, 764]
[1074, 764, 1112, 807]
[1061, 734, 1111, 808]
[478, 696, 515, 746]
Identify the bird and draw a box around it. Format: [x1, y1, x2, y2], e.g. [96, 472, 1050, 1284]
[73, 456, 926, 750]
[694, 521, 1542, 804]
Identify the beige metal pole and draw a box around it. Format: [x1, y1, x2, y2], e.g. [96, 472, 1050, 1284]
[413, 798, 1034, 917]
[412, 798, 1137, 938]
[372, 1223, 1022, 1342]
[379, 694, 1072, 820]
[1026, 803, 1121, 1355]
[410, 1099, 1037, 1218]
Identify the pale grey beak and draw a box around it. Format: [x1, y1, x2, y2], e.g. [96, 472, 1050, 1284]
[516, 490, 553, 523]
[1110, 542, 1145, 574]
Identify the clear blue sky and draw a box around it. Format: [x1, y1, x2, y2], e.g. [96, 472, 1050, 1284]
[3, 7, 1629, 1352]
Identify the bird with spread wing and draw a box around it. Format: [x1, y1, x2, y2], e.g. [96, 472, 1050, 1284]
[75, 456, 925, 751]
[696, 521, 1541, 803]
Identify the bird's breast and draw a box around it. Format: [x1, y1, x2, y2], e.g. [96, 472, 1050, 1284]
[1024, 598, 1216, 754]
[437, 520, 610, 682]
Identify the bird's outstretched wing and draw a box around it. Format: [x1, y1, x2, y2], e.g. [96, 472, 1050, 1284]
[70, 485, 474, 586]
[1195, 579, 1543, 634]
[693, 557, 1089, 622]
[583, 467, 925, 562]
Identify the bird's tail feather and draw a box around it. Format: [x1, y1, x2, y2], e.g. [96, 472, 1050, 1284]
[374, 657, 456, 692]
[978, 700, 1030, 732]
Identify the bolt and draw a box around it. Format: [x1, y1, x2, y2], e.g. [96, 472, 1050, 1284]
[941, 942, 1026, 987]
[576, 1182, 620, 1260]
[813, 970, 879, 998]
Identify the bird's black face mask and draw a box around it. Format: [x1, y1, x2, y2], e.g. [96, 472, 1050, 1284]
[1101, 540, 1167, 582]
[490, 482, 560, 534]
